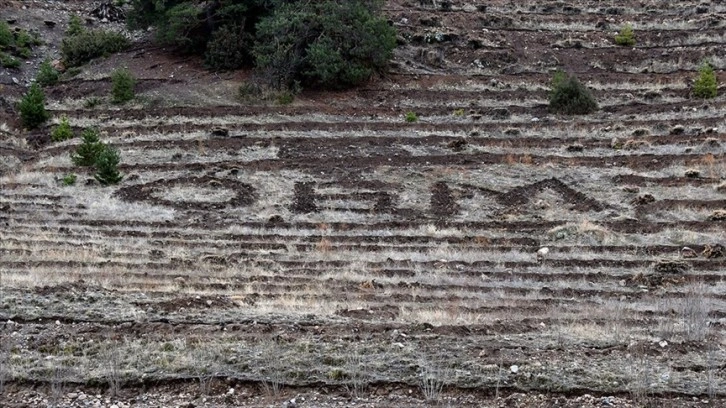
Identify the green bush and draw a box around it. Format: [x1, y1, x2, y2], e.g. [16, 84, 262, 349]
[614, 24, 635, 46]
[111, 68, 136, 103]
[0, 21, 12, 48]
[52, 116, 75, 142]
[19, 83, 49, 129]
[0, 52, 20, 68]
[72, 127, 105, 166]
[36, 59, 60, 86]
[693, 62, 718, 99]
[61, 29, 130, 67]
[405, 111, 418, 123]
[205, 24, 251, 71]
[94, 147, 123, 185]
[62, 173, 77, 186]
[253, 0, 395, 90]
[129, 0, 395, 90]
[67, 14, 85, 36]
[548, 72, 598, 115]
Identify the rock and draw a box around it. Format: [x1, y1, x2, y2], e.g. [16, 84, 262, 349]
[680, 247, 698, 258]
[536, 247, 549, 261]
[210, 126, 229, 137]
[510, 365, 519, 373]
[44, 20, 56, 28]
[654, 259, 690, 274]
[684, 169, 700, 178]
[701, 243, 724, 259]
[631, 194, 655, 205]
[708, 210, 726, 221]
[566, 144, 584, 152]
[670, 125, 685, 135]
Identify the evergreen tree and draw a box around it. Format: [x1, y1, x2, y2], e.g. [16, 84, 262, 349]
[19, 83, 49, 129]
[94, 147, 123, 185]
[72, 127, 105, 166]
[51, 116, 74, 142]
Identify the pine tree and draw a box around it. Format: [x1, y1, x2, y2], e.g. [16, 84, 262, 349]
[19, 83, 49, 129]
[71, 127, 105, 166]
[94, 146, 123, 185]
[51, 116, 74, 142]
[693, 62, 718, 99]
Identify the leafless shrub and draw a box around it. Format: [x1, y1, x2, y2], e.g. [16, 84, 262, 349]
[0, 340, 9, 395]
[345, 353, 368, 399]
[48, 359, 68, 408]
[260, 345, 283, 398]
[418, 358, 450, 403]
[627, 343, 653, 406]
[105, 343, 122, 397]
[192, 348, 219, 396]
[680, 282, 710, 342]
[706, 345, 717, 399]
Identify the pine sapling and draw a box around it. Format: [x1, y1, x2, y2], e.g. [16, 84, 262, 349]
[72, 127, 105, 166]
[94, 146, 123, 185]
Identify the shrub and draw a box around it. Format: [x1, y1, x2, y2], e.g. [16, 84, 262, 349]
[94, 146, 123, 185]
[61, 29, 130, 67]
[72, 127, 105, 166]
[0, 21, 12, 48]
[0, 52, 20, 68]
[130, 0, 395, 91]
[18, 83, 49, 129]
[111, 68, 136, 103]
[67, 14, 85, 36]
[253, 0, 395, 90]
[693, 62, 718, 99]
[52, 116, 75, 142]
[36, 59, 60, 87]
[405, 111, 419, 123]
[548, 72, 598, 115]
[62, 173, 77, 186]
[614, 24, 635, 46]
[205, 24, 252, 71]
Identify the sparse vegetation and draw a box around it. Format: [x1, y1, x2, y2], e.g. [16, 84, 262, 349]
[36, 59, 60, 87]
[62, 173, 77, 186]
[18, 83, 49, 129]
[72, 127, 105, 166]
[692, 62, 718, 99]
[548, 71, 598, 115]
[405, 111, 419, 122]
[111, 68, 136, 104]
[614, 24, 636, 46]
[0, 52, 20, 68]
[51, 116, 74, 142]
[66, 14, 85, 36]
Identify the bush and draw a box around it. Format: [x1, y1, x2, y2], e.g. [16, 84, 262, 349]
[61, 29, 130, 67]
[693, 62, 718, 99]
[614, 24, 635, 46]
[94, 147, 123, 185]
[62, 173, 77, 186]
[0, 52, 20, 68]
[52, 116, 75, 142]
[111, 68, 136, 103]
[18, 83, 49, 129]
[205, 24, 252, 71]
[36, 59, 60, 87]
[67, 14, 85, 36]
[548, 72, 598, 115]
[405, 111, 418, 123]
[253, 0, 395, 90]
[129, 0, 395, 90]
[72, 127, 105, 166]
[0, 21, 12, 48]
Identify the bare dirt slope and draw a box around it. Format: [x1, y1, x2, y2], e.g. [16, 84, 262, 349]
[1, 0, 726, 407]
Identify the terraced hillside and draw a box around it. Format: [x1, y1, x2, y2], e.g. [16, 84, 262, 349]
[1, 0, 725, 406]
